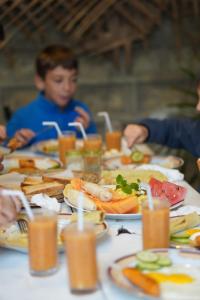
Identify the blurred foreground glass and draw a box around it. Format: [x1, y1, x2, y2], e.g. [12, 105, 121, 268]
[63, 223, 98, 293]
[28, 211, 58, 276]
[83, 150, 101, 181]
[58, 131, 76, 167]
[142, 198, 170, 249]
[66, 150, 83, 171]
[105, 131, 121, 151]
[84, 134, 102, 151]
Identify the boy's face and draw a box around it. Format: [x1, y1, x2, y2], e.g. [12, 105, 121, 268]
[36, 66, 78, 107]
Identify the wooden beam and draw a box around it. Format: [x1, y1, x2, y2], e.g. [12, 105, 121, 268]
[128, 0, 161, 25]
[114, 2, 147, 35]
[72, 0, 117, 40]
[63, 0, 98, 33]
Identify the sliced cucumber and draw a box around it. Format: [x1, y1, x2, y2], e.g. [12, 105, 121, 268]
[171, 237, 189, 244]
[131, 151, 144, 162]
[171, 232, 190, 239]
[137, 261, 161, 271]
[136, 250, 158, 263]
[157, 255, 172, 267]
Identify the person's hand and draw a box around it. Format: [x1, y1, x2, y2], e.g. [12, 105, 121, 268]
[75, 107, 90, 129]
[14, 129, 36, 147]
[0, 153, 4, 172]
[0, 125, 7, 143]
[0, 195, 21, 226]
[123, 124, 149, 148]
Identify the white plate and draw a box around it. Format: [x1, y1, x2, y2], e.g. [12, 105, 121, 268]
[64, 197, 184, 220]
[104, 155, 184, 170]
[108, 248, 200, 300]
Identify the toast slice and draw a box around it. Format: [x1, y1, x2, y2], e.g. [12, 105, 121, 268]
[43, 170, 74, 184]
[22, 181, 65, 196]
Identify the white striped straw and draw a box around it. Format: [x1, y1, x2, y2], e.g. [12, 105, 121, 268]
[77, 192, 84, 231]
[68, 122, 87, 140]
[139, 183, 154, 210]
[42, 121, 63, 137]
[97, 112, 113, 132]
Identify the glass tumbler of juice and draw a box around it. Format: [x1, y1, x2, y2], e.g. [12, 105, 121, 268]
[83, 134, 102, 152]
[63, 223, 98, 293]
[58, 131, 76, 167]
[28, 211, 58, 276]
[105, 131, 122, 151]
[142, 198, 170, 249]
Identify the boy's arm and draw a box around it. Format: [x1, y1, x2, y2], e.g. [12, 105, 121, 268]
[138, 118, 200, 157]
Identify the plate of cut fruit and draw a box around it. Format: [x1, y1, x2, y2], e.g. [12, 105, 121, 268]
[108, 248, 200, 300]
[63, 176, 186, 220]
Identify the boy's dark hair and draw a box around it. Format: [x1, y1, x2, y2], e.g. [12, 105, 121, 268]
[36, 45, 78, 79]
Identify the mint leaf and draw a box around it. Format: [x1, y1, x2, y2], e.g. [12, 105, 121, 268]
[122, 185, 132, 194]
[116, 184, 121, 190]
[116, 174, 124, 185]
[130, 182, 139, 191]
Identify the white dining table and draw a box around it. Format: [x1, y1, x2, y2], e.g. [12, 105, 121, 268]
[0, 181, 199, 300]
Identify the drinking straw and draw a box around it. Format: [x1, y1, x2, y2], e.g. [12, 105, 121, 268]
[97, 111, 113, 132]
[139, 183, 154, 210]
[1, 190, 34, 220]
[42, 121, 62, 137]
[77, 192, 84, 231]
[68, 122, 87, 140]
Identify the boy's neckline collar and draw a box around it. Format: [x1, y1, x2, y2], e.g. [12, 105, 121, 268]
[38, 91, 73, 111]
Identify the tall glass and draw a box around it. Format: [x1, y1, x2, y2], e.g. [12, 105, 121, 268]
[58, 131, 76, 167]
[84, 134, 102, 151]
[28, 211, 58, 276]
[83, 150, 101, 181]
[142, 198, 170, 249]
[105, 131, 121, 151]
[63, 223, 98, 293]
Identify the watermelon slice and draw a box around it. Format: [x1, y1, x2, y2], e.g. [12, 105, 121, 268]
[149, 177, 187, 206]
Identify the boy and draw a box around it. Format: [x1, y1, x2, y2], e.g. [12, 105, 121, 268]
[6, 45, 97, 146]
[124, 82, 200, 157]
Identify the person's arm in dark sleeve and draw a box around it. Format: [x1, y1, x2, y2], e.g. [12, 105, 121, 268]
[138, 118, 200, 157]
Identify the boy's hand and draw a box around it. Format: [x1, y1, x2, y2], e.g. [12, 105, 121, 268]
[0, 125, 7, 143]
[124, 124, 149, 148]
[0, 194, 21, 226]
[0, 153, 4, 172]
[14, 129, 36, 147]
[75, 107, 90, 129]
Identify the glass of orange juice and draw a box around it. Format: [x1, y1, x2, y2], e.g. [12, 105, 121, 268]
[105, 131, 122, 151]
[58, 131, 76, 167]
[142, 198, 170, 249]
[63, 223, 98, 293]
[83, 134, 102, 152]
[28, 210, 58, 276]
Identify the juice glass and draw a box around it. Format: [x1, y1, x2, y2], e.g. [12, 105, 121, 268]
[63, 223, 98, 293]
[142, 198, 170, 249]
[28, 211, 58, 276]
[84, 134, 102, 152]
[58, 131, 76, 167]
[105, 131, 122, 150]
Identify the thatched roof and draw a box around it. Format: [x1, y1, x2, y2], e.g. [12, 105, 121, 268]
[0, 0, 199, 68]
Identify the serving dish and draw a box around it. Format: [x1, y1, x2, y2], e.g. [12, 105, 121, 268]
[108, 248, 200, 300]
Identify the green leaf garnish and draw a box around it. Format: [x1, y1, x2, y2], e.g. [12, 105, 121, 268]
[115, 175, 139, 194]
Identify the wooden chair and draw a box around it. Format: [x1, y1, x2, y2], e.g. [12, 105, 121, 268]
[197, 158, 200, 171]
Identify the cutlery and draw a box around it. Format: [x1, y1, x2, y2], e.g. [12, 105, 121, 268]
[17, 218, 28, 234]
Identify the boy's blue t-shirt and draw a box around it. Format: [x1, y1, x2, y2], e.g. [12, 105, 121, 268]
[6, 92, 97, 144]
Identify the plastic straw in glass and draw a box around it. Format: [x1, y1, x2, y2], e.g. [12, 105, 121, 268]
[1, 190, 34, 220]
[77, 192, 84, 231]
[97, 111, 113, 132]
[68, 122, 87, 140]
[42, 121, 62, 137]
[139, 183, 154, 210]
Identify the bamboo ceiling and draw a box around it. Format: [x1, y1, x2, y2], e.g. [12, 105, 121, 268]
[0, 0, 199, 68]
